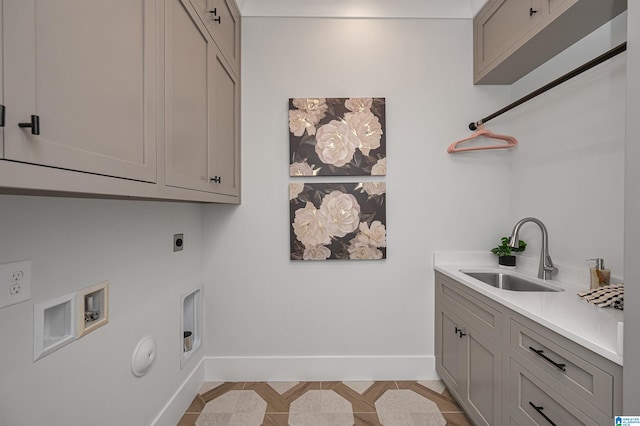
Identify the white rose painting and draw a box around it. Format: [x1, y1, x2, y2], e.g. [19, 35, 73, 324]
[290, 182, 386, 260]
[289, 98, 386, 176]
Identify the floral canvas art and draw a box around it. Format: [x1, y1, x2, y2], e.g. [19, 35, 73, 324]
[289, 98, 386, 176]
[290, 182, 386, 260]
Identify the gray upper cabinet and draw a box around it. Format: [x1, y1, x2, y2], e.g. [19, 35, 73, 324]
[2, 0, 157, 183]
[165, 0, 240, 197]
[474, 0, 627, 84]
[210, 48, 240, 197]
[189, 0, 241, 76]
[0, 0, 241, 203]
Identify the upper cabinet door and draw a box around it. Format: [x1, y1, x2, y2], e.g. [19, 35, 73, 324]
[165, 0, 239, 197]
[189, 0, 240, 75]
[2, 0, 157, 183]
[210, 48, 240, 197]
[165, 0, 213, 193]
[474, 0, 543, 81]
[473, 0, 626, 84]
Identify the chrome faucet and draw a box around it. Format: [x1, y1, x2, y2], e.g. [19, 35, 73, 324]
[508, 217, 557, 280]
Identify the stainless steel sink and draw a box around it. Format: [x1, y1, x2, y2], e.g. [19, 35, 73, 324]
[461, 271, 563, 292]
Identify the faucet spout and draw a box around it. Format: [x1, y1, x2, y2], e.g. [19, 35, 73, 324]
[508, 217, 556, 280]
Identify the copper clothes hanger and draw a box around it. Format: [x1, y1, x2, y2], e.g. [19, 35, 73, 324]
[447, 125, 518, 153]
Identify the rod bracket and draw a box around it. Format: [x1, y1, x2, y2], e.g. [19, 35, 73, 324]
[469, 121, 482, 131]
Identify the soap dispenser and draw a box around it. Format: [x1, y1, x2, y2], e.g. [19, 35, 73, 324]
[587, 258, 611, 289]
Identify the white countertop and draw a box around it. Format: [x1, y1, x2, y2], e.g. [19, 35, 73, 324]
[434, 251, 624, 366]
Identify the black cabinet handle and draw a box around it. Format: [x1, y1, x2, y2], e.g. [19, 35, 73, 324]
[530, 7, 538, 16]
[19, 115, 40, 135]
[210, 176, 222, 184]
[529, 346, 566, 371]
[208, 7, 221, 23]
[454, 326, 466, 338]
[529, 402, 557, 426]
[0, 104, 5, 127]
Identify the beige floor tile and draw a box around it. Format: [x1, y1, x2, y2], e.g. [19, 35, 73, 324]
[375, 389, 446, 426]
[196, 390, 266, 426]
[289, 390, 354, 426]
[183, 380, 469, 425]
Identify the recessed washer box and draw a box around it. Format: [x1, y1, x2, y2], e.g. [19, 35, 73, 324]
[181, 287, 202, 368]
[77, 281, 109, 338]
[34, 292, 76, 361]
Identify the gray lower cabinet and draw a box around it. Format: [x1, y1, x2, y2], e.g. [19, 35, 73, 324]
[436, 274, 503, 425]
[435, 272, 622, 425]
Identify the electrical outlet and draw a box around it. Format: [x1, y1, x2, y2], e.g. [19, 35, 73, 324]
[0, 260, 32, 309]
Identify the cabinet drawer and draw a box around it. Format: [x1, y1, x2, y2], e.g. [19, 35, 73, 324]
[510, 319, 613, 416]
[436, 273, 502, 341]
[509, 359, 601, 425]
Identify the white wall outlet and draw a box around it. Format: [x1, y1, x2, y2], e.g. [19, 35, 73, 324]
[0, 260, 32, 309]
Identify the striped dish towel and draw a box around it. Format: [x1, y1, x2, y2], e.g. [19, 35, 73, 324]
[577, 283, 624, 309]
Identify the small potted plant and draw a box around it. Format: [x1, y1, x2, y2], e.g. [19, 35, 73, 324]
[491, 237, 526, 267]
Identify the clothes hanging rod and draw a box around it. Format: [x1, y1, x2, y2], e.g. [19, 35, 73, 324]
[468, 42, 627, 131]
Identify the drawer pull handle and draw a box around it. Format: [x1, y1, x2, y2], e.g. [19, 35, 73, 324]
[529, 8, 538, 16]
[529, 346, 566, 371]
[529, 402, 557, 426]
[210, 176, 222, 184]
[0, 104, 5, 127]
[19, 114, 40, 135]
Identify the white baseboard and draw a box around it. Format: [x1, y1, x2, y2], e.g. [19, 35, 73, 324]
[204, 355, 438, 382]
[151, 357, 205, 426]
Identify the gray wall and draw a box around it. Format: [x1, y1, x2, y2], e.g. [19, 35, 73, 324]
[202, 16, 513, 378]
[0, 197, 204, 425]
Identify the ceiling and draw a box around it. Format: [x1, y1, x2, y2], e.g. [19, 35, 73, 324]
[236, 0, 489, 19]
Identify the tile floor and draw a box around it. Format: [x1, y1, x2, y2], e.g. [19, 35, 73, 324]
[178, 380, 472, 425]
